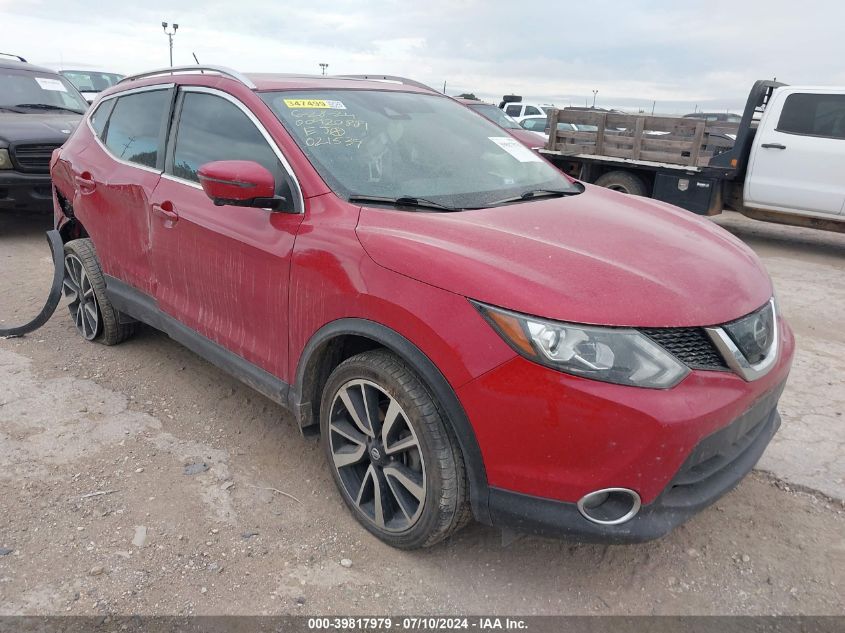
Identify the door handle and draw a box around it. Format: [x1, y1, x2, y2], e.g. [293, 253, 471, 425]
[152, 201, 179, 226]
[761, 143, 786, 149]
[74, 171, 96, 194]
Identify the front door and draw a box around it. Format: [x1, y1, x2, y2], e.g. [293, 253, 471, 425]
[150, 87, 303, 380]
[745, 90, 845, 216]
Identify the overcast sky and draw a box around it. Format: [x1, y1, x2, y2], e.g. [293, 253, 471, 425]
[2, 1, 843, 113]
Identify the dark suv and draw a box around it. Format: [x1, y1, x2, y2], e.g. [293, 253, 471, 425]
[0, 55, 88, 212]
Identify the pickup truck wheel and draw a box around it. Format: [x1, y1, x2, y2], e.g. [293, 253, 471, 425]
[63, 238, 135, 345]
[595, 171, 648, 196]
[320, 349, 470, 549]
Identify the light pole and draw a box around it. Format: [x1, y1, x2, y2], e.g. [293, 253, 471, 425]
[319, 63, 329, 76]
[591, 89, 598, 108]
[162, 22, 179, 67]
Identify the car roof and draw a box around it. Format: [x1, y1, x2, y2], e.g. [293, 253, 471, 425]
[456, 98, 494, 106]
[0, 59, 60, 74]
[108, 68, 442, 97]
[246, 73, 437, 94]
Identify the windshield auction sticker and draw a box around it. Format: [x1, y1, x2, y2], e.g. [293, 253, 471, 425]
[34, 77, 68, 92]
[488, 136, 542, 162]
[283, 99, 346, 109]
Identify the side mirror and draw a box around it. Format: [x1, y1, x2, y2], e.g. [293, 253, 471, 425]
[197, 160, 288, 211]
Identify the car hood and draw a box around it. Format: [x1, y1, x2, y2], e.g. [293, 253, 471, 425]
[0, 112, 81, 144]
[355, 185, 772, 327]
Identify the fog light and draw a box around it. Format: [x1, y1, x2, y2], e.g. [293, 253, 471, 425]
[577, 488, 641, 525]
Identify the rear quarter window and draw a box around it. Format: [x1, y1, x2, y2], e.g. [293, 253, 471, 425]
[89, 99, 115, 139]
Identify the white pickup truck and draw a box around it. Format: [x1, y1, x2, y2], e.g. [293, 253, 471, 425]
[540, 81, 845, 233]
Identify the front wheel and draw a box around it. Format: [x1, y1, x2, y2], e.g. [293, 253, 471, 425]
[320, 350, 470, 549]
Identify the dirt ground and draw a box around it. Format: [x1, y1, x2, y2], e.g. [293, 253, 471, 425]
[0, 210, 843, 616]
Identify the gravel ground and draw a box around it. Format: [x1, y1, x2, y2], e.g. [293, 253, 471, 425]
[0, 210, 843, 616]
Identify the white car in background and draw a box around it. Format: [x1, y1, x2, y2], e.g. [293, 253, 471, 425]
[39, 64, 124, 103]
[499, 101, 554, 122]
[519, 115, 597, 141]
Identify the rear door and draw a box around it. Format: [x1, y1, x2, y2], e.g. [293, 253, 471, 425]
[71, 86, 173, 295]
[745, 89, 845, 216]
[149, 87, 304, 380]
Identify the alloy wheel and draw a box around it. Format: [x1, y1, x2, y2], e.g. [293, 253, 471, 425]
[63, 253, 99, 340]
[328, 379, 426, 532]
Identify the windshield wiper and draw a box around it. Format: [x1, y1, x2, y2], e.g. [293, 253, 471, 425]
[348, 195, 458, 212]
[14, 103, 85, 114]
[486, 187, 582, 207]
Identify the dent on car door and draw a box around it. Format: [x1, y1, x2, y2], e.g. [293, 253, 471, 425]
[75, 87, 173, 295]
[746, 91, 845, 215]
[150, 88, 304, 380]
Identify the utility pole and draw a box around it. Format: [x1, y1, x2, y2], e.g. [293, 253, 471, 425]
[651, 100, 656, 115]
[162, 22, 178, 67]
[319, 63, 329, 76]
[591, 89, 598, 108]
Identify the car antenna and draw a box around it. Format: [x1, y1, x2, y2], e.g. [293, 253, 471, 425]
[193, 52, 203, 73]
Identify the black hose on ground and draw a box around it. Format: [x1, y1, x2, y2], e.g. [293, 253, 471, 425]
[0, 230, 64, 338]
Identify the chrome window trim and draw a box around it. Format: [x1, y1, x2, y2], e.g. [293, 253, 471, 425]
[174, 86, 305, 214]
[161, 173, 203, 190]
[85, 84, 175, 175]
[705, 298, 778, 381]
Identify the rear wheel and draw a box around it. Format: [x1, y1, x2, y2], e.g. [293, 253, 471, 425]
[63, 238, 135, 345]
[594, 170, 648, 196]
[320, 349, 470, 549]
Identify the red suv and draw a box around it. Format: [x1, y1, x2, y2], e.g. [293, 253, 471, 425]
[50, 66, 794, 549]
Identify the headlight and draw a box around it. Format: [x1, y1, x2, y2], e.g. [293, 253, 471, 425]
[0, 149, 12, 170]
[474, 302, 689, 389]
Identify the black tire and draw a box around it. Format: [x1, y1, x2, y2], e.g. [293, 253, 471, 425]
[594, 170, 648, 196]
[63, 238, 135, 345]
[320, 349, 470, 549]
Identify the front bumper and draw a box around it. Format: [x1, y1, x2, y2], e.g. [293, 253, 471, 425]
[0, 171, 54, 212]
[458, 317, 794, 540]
[487, 382, 782, 542]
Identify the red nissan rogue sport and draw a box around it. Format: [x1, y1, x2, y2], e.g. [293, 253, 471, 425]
[50, 66, 794, 549]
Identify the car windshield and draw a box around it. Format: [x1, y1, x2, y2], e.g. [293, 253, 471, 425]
[0, 69, 88, 113]
[60, 70, 123, 93]
[467, 103, 521, 130]
[262, 90, 578, 209]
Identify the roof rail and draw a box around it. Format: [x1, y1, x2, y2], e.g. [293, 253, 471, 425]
[118, 65, 256, 89]
[0, 52, 27, 62]
[336, 74, 437, 93]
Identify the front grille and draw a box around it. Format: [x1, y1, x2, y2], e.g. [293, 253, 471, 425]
[640, 327, 728, 370]
[12, 143, 62, 173]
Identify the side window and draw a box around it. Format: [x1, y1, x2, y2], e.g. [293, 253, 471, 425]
[171, 91, 292, 205]
[777, 93, 845, 140]
[89, 98, 115, 139]
[505, 104, 521, 117]
[103, 90, 169, 168]
[524, 106, 541, 116]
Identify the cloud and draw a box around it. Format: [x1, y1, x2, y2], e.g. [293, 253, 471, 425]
[2, 0, 842, 112]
